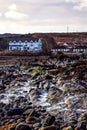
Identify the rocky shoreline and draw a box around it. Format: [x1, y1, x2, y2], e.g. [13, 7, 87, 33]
[0, 55, 87, 130]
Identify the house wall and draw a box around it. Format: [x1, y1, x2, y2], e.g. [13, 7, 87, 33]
[9, 39, 42, 51]
[51, 48, 87, 53]
[73, 49, 87, 52]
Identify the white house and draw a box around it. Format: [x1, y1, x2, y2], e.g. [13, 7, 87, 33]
[51, 45, 87, 53]
[73, 46, 87, 53]
[9, 38, 42, 51]
[51, 46, 70, 53]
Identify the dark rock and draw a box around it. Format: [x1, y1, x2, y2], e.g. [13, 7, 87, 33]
[77, 121, 87, 130]
[33, 122, 41, 128]
[0, 102, 6, 108]
[80, 113, 87, 118]
[47, 87, 62, 104]
[26, 116, 37, 124]
[29, 110, 40, 117]
[43, 114, 55, 126]
[74, 127, 81, 130]
[43, 81, 50, 91]
[62, 126, 73, 130]
[29, 88, 41, 103]
[23, 109, 32, 115]
[7, 108, 24, 116]
[45, 74, 52, 80]
[40, 125, 58, 130]
[15, 122, 31, 130]
[17, 118, 25, 123]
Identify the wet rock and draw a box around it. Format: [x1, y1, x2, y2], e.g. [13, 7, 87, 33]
[78, 113, 87, 122]
[39, 125, 58, 130]
[74, 127, 81, 130]
[23, 109, 32, 115]
[33, 122, 41, 128]
[48, 69, 59, 75]
[29, 88, 39, 95]
[47, 87, 62, 104]
[17, 118, 25, 123]
[42, 114, 55, 126]
[7, 108, 24, 116]
[68, 119, 78, 125]
[29, 110, 40, 117]
[29, 88, 41, 102]
[80, 113, 87, 118]
[62, 126, 73, 130]
[60, 82, 84, 92]
[15, 122, 31, 130]
[43, 81, 50, 91]
[0, 122, 17, 130]
[0, 102, 6, 108]
[45, 74, 52, 80]
[64, 95, 80, 108]
[26, 116, 37, 124]
[78, 116, 87, 122]
[77, 121, 87, 130]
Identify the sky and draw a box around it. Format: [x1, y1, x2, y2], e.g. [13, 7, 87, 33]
[0, 0, 87, 33]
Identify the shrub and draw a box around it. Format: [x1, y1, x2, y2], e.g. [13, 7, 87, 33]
[32, 67, 44, 74]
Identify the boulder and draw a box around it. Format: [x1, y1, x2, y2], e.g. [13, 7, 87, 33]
[39, 125, 58, 130]
[7, 108, 24, 116]
[43, 114, 55, 126]
[26, 116, 37, 124]
[15, 122, 31, 130]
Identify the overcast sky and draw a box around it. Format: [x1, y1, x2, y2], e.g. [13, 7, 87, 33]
[0, 0, 87, 33]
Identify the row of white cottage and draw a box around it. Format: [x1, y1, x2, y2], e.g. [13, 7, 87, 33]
[51, 47, 87, 53]
[9, 38, 42, 51]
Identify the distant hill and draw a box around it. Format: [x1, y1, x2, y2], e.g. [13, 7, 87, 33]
[31, 32, 87, 44]
[0, 33, 22, 38]
[0, 32, 87, 51]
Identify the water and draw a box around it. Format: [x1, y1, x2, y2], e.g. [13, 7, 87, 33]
[0, 79, 87, 114]
[37, 90, 50, 108]
[0, 80, 30, 104]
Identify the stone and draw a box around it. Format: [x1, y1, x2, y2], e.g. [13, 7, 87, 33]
[43, 115, 55, 126]
[7, 108, 24, 116]
[23, 109, 32, 115]
[29, 110, 40, 117]
[74, 127, 81, 130]
[78, 117, 87, 122]
[43, 81, 50, 91]
[15, 122, 31, 130]
[0, 122, 17, 130]
[26, 116, 37, 123]
[33, 122, 41, 129]
[47, 87, 62, 104]
[39, 125, 58, 130]
[80, 113, 87, 118]
[77, 121, 87, 130]
[62, 126, 73, 130]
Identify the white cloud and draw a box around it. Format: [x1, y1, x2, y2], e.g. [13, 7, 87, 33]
[5, 3, 28, 20]
[8, 4, 17, 11]
[65, 0, 87, 10]
[65, 0, 80, 3]
[5, 10, 28, 20]
[0, 12, 2, 17]
[74, 0, 87, 10]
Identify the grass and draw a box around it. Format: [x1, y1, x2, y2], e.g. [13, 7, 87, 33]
[32, 67, 44, 74]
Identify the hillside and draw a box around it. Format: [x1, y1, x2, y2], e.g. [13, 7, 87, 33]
[32, 32, 87, 44]
[0, 32, 87, 51]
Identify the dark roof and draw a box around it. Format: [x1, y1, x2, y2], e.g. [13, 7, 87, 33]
[9, 37, 40, 42]
[56, 45, 69, 49]
[74, 46, 87, 49]
[52, 45, 87, 50]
